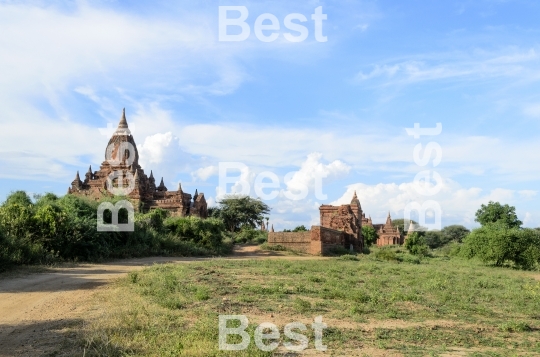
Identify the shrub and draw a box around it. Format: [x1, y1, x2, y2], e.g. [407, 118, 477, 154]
[441, 225, 470, 244]
[374, 247, 400, 262]
[0, 191, 231, 270]
[164, 216, 225, 250]
[402, 254, 421, 264]
[362, 225, 378, 247]
[404, 232, 429, 256]
[231, 226, 267, 244]
[326, 246, 353, 256]
[423, 230, 443, 249]
[461, 222, 540, 269]
[338, 254, 359, 261]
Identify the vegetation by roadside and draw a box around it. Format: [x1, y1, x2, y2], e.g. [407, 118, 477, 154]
[0, 191, 232, 272]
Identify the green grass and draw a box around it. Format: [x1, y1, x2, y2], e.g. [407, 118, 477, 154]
[81, 254, 540, 356]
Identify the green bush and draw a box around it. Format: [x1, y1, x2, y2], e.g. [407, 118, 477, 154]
[326, 246, 353, 256]
[0, 191, 231, 271]
[338, 254, 359, 261]
[374, 247, 400, 262]
[402, 254, 421, 264]
[231, 226, 267, 244]
[404, 232, 429, 256]
[461, 222, 540, 269]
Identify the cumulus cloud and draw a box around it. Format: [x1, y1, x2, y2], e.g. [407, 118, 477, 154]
[282, 152, 350, 198]
[192, 165, 219, 181]
[138, 132, 173, 165]
[331, 179, 538, 228]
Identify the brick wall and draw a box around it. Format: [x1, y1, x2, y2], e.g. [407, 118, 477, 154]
[267, 231, 312, 253]
[311, 226, 347, 254]
[268, 226, 349, 255]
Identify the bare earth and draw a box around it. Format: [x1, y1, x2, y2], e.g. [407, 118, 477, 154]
[0, 246, 317, 356]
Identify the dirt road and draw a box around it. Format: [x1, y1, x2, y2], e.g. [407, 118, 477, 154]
[0, 247, 317, 356]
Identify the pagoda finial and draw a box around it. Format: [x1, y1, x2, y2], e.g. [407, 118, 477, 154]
[386, 211, 392, 225]
[351, 189, 361, 207]
[177, 182, 182, 191]
[149, 170, 154, 179]
[195, 189, 198, 197]
[87, 165, 92, 174]
[271, 224, 274, 232]
[118, 108, 128, 129]
[75, 171, 80, 181]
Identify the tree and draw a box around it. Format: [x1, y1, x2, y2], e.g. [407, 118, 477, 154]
[461, 222, 540, 269]
[441, 225, 470, 244]
[423, 230, 443, 249]
[292, 225, 308, 232]
[361, 225, 378, 247]
[475, 201, 522, 228]
[214, 195, 271, 232]
[404, 232, 428, 256]
[3, 191, 32, 207]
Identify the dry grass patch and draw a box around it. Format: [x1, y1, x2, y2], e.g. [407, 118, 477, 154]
[79, 256, 540, 356]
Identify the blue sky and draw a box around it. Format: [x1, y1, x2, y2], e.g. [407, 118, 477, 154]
[0, 0, 539, 229]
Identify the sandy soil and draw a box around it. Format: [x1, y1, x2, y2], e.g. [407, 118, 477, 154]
[0, 246, 319, 356]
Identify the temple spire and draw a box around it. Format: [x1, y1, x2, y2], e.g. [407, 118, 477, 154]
[177, 182, 182, 191]
[149, 170, 154, 179]
[271, 224, 274, 232]
[351, 190, 361, 207]
[118, 108, 128, 129]
[87, 165, 92, 174]
[386, 211, 392, 225]
[74, 171, 80, 181]
[195, 189, 198, 197]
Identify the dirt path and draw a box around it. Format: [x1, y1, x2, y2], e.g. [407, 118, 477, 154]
[0, 246, 319, 356]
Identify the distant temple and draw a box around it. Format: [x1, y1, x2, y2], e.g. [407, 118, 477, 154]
[363, 211, 403, 246]
[267, 191, 404, 254]
[68, 109, 208, 218]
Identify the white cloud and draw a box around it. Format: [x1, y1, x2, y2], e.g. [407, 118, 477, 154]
[282, 152, 350, 194]
[192, 165, 219, 181]
[138, 132, 173, 165]
[331, 179, 539, 228]
[355, 48, 539, 84]
[176, 122, 540, 183]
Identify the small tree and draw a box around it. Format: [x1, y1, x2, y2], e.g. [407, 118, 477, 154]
[424, 230, 443, 249]
[461, 222, 540, 269]
[404, 232, 428, 256]
[292, 225, 308, 232]
[361, 225, 378, 247]
[441, 225, 470, 244]
[475, 201, 522, 228]
[214, 195, 271, 232]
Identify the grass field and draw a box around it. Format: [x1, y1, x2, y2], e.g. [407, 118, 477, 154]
[81, 248, 540, 356]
